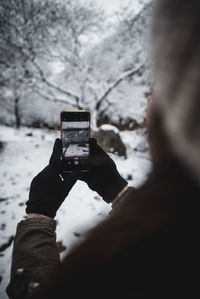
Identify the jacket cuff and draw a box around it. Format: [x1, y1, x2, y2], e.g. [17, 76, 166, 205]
[111, 186, 135, 209]
[17, 217, 57, 233]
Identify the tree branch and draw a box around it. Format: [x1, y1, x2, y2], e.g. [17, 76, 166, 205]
[32, 60, 80, 103]
[33, 88, 78, 107]
[95, 63, 145, 111]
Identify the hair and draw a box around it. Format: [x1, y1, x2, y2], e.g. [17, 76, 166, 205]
[150, 0, 200, 183]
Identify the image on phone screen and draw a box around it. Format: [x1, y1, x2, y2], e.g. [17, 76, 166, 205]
[62, 121, 89, 160]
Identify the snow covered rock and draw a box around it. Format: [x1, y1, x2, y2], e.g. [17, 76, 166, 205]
[93, 126, 127, 157]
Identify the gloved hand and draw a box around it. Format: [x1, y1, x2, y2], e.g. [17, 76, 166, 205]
[26, 138, 77, 218]
[80, 138, 128, 203]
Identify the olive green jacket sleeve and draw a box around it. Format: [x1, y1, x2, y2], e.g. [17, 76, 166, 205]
[6, 217, 60, 299]
[6, 187, 134, 299]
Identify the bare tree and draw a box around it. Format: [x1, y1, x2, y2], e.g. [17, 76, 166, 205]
[44, 0, 105, 109]
[0, 0, 151, 129]
[0, 0, 91, 126]
[0, 0, 58, 127]
[0, 0, 106, 126]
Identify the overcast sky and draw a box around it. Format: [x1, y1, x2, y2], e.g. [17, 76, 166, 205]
[94, 0, 135, 14]
[83, 0, 148, 16]
[104, 0, 142, 13]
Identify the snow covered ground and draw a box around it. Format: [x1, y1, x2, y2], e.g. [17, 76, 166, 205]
[0, 125, 152, 298]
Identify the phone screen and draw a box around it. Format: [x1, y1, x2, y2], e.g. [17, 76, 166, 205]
[61, 111, 90, 171]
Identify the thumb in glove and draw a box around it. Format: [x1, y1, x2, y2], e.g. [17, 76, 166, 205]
[80, 138, 127, 203]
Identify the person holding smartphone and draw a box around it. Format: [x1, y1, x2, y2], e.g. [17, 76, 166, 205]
[7, 0, 200, 298]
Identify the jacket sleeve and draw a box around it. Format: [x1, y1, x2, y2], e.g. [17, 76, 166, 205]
[110, 186, 135, 213]
[6, 187, 135, 299]
[6, 217, 60, 299]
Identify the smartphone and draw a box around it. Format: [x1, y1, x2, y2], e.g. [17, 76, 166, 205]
[60, 110, 90, 172]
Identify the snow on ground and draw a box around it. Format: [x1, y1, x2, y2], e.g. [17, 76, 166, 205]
[0, 125, 152, 298]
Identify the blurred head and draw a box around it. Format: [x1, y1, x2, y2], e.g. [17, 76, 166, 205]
[148, 0, 200, 182]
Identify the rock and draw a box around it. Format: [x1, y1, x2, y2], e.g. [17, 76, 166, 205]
[94, 196, 101, 201]
[0, 223, 6, 231]
[74, 232, 81, 238]
[56, 241, 67, 253]
[0, 198, 8, 203]
[26, 132, 33, 137]
[92, 126, 127, 157]
[126, 174, 133, 181]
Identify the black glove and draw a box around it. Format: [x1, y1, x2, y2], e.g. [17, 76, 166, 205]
[80, 138, 128, 203]
[26, 138, 78, 218]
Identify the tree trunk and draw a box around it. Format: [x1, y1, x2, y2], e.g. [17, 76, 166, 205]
[14, 97, 20, 129]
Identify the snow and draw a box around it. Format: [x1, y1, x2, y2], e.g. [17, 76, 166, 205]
[83, 0, 151, 17]
[62, 121, 89, 130]
[0, 125, 152, 298]
[99, 124, 119, 133]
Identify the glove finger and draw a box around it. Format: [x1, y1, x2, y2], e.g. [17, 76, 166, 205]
[78, 171, 89, 182]
[89, 138, 97, 155]
[89, 138, 97, 145]
[49, 138, 62, 170]
[89, 138, 116, 168]
[89, 138, 108, 156]
[58, 172, 78, 199]
[62, 169, 80, 181]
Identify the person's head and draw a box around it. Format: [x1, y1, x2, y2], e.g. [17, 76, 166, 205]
[147, 0, 200, 182]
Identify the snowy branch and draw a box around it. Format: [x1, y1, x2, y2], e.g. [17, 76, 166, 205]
[95, 63, 145, 110]
[32, 61, 81, 106]
[33, 88, 78, 108]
